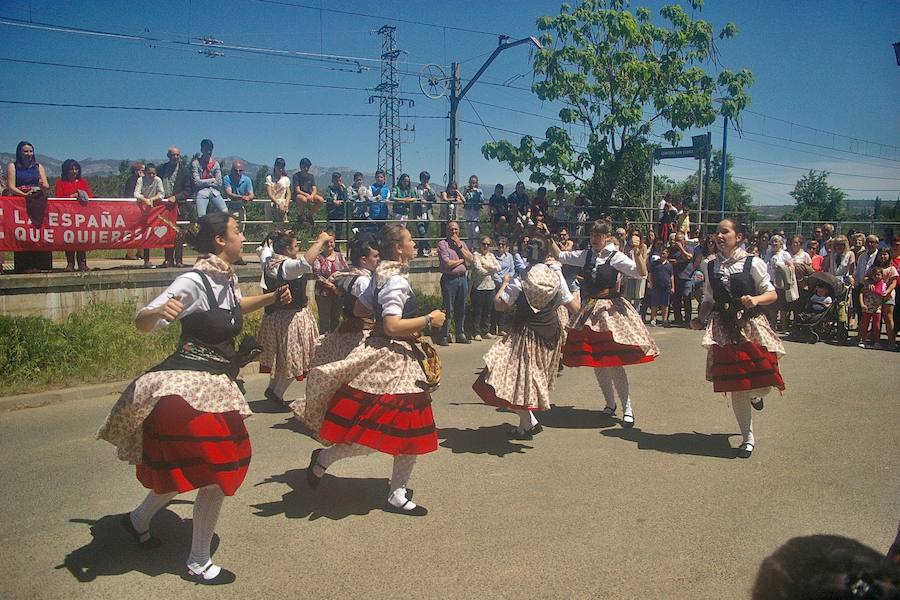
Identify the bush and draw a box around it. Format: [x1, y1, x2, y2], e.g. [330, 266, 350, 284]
[0, 300, 262, 396]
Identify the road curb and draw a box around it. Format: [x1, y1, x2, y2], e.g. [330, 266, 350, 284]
[0, 372, 272, 413]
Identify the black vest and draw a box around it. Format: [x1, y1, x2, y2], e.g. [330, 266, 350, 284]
[710, 256, 757, 307]
[263, 261, 309, 314]
[149, 270, 243, 375]
[579, 249, 620, 299]
[511, 284, 562, 347]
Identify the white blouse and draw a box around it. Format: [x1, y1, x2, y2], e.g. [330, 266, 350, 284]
[358, 274, 410, 316]
[141, 271, 242, 332]
[558, 243, 642, 279]
[701, 255, 774, 305]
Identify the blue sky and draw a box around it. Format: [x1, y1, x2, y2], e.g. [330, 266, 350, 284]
[1, 0, 898, 205]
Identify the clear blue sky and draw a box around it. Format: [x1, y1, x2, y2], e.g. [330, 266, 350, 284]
[1, 0, 898, 205]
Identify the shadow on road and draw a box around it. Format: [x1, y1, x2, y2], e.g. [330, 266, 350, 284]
[539, 405, 621, 430]
[248, 398, 294, 415]
[270, 417, 317, 438]
[57, 511, 218, 582]
[600, 428, 737, 459]
[438, 425, 534, 457]
[251, 469, 387, 520]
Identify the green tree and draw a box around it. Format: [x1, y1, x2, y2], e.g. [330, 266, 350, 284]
[482, 0, 753, 212]
[785, 170, 847, 221]
[872, 196, 882, 219]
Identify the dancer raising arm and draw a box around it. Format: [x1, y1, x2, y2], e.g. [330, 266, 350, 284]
[257, 229, 332, 407]
[551, 220, 658, 428]
[301, 224, 446, 516]
[691, 218, 786, 459]
[98, 212, 291, 585]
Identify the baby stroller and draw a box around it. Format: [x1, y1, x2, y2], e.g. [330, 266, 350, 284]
[791, 271, 851, 344]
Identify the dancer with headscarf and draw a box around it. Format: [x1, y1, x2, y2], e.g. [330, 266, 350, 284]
[473, 234, 576, 438]
[691, 218, 785, 459]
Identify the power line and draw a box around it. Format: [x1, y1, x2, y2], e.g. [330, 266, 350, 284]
[0, 57, 417, 95]
[0, 16, 375, 72]
[743, 108, 900, 154]
[0, 98, 446, 118]
[248, 0, 506, 37]
[728, 155, 900, 181]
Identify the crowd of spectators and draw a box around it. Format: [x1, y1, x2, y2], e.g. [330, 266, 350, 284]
[3, 139, 899, 350]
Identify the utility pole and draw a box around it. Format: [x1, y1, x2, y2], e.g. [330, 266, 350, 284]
[719, 116, 728, 221]
[370, 25, 412, 187]
[447, 35, 542, 186]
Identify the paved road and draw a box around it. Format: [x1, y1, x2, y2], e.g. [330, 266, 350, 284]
[1, 328, 897, 599]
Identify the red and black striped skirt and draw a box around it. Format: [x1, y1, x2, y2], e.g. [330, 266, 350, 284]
[708, 342, 785, 393]
[319, 385, 437, 455]
[136, 395, 251, 496]
[562, 329, 656, 368]
[472, 371, 541, 411]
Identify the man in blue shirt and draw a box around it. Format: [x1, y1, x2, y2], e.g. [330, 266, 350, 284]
[223, 160, 254, 264]
[368, 169, 390, 231]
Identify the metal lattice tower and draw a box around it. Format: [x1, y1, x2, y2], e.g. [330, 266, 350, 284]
[369, 25, 413, 187]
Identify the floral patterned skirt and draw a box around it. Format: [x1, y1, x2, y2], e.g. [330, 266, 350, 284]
[258, 307, 319, 380]
[562, 297, 658, 368]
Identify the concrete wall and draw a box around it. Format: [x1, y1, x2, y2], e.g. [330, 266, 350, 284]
[0, 258, 444, 321]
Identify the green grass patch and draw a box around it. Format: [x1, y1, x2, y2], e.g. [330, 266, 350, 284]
[0, 300, 262, 397]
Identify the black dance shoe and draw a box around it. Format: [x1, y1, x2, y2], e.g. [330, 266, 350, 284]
[120, 513, 161, 549]
[306, 448, 325, 489]
[622, 414, 635, 428]
[184, 564, 237, 585]
[737, 442, 754, 459]
[750, 397, 764, 411]
[384, 499, 428, 517]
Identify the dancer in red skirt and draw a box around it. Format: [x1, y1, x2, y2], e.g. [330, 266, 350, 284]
[301, 223, 446, 516]
[473, 235, 577, 438]
[551, 220, 657, 428]
[257, 229, 332, 406]
[291, 233, 380, 435]
[98, 212, 290, 585]
[692, 218, 785, 459]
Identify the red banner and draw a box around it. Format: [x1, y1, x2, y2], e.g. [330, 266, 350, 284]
[0, 197, 178, 251]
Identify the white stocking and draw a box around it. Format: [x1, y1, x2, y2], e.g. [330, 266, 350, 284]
[270, 375, 294, 399]
[609, 366, 633, 417]
[131, 490, 177, 536]
[388, 455, 418, 508]
[593, 368, 617, 409]
[316, 443, 374, 476]
[187, 485, 225, 574]
[514, 408, 538, 430]
[731, 391, 755, 446]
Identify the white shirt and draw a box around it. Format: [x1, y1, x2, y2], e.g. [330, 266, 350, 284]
[259, 247, 312, 281]
[358, 274, 410, 316]
[558, 243, 643, 279]
[854, 249, 878, 284]
[141, 271, 242, 332]
[767, 249, 793, 282]
[701, 255, 774, 305]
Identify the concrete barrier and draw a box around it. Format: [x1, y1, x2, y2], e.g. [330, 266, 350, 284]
[0, 257, 444, 320]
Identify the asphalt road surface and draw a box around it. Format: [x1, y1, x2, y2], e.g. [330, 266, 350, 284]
[1, 328, 897, 599]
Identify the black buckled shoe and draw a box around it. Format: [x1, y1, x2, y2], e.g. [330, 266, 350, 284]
[120, 513, 162, 549]
[184, 563, 237, 586]
[737, 442, 754, 459]
[751, 397, 764, 411]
